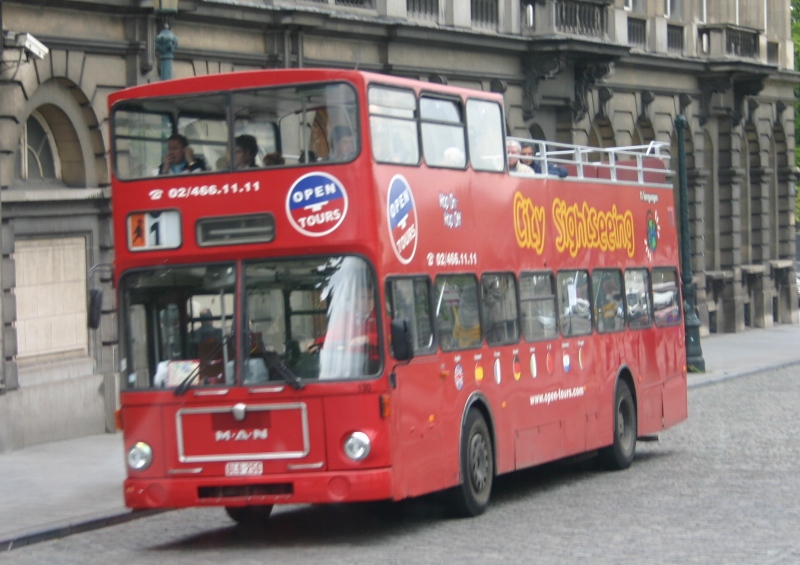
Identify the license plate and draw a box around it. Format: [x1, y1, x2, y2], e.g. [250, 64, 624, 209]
[225, 461, 263, 476]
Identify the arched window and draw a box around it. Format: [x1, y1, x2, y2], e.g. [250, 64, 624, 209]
[15, 112, 61, 184]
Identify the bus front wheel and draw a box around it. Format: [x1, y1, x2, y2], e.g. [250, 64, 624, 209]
[225, 504, 274, 524]
[447, 410, 493, 517]
[598, 380, 636, 470]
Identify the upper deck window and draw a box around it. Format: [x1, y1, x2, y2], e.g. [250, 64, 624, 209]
[112, 82, 358, 181]
[466, 99, 504, 172]
[420, 97, 466, 169]
[369, 86, 419, 165]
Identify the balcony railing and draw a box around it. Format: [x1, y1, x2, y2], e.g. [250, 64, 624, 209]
[726, 27, 758, 58]
[471, 0, 498, 29]
[555, 0, 606, 38]
[698, 24, 761, 61]
[627, 18, 646, 49]
[667, 24, 683, 55]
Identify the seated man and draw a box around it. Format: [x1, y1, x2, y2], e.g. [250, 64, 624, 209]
[507, 140, 533, 175]
[192, 309, 222, 351]
[521, 142, 568, 178]
[160, 133, 207, 175]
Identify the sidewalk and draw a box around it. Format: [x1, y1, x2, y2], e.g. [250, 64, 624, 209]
[2, 323, 800, 550]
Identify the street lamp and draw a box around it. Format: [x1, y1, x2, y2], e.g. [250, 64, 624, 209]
[674, 115, 705, 373]
[154, 0, 179, 81]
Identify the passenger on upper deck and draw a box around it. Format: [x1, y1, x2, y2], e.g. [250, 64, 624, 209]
[330, 125, 356, 161]
[159, 134, 208, 175]
[507, 140, 533, 175]
[235, 135, 259, 169]
[521, 142, 569, 178]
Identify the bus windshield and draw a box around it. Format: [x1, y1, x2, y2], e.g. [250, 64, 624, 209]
[112, 81, 359, 180]
[120, 256, 379, 390]
[244, 255, 379, 382]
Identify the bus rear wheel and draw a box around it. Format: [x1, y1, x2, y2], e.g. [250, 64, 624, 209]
[598, 380, 636, 470]
[225, 504, 274, 524]
[447, 410, 493, 517]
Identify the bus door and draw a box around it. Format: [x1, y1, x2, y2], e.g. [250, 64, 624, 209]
[589, 269, 626, 449]
[387, 277, 449, 497]
[555, 270, 593, 457]
[624, 268, 663, 434]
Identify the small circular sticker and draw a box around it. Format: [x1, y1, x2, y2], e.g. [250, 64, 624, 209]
[286, 172, 348, 237]
[386, 175, 418, 264]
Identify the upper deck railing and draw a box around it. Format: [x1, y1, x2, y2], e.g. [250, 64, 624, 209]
[507, 138, 671, 185]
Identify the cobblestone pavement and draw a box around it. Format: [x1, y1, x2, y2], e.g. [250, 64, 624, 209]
[4, 365, 798, 565]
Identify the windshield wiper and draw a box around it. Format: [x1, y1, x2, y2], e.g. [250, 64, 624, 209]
[252, 333, 305, 390]
[174, 333, 232, 396]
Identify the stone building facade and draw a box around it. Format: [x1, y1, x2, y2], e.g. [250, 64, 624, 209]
[0, 0, 796, 450]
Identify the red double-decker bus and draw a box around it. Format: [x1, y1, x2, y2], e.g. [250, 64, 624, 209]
[105, 69, 687, 522]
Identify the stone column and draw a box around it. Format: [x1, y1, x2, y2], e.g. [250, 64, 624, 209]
[716, 117, 745, 332]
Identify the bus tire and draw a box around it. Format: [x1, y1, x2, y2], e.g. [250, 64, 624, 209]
[598, 380, 637, 471]
[447, 410, 493, 517]
[225, 504, 274, 524]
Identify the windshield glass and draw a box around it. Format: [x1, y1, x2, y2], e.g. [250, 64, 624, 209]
[121, 264, 236, 390]
[112, 82, 359, 180]
[244, 256, 380, 381]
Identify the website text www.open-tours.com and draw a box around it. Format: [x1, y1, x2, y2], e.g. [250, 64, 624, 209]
[530, 386, 586, 406]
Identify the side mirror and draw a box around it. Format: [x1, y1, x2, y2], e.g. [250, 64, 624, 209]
[88, 288, 103, 329]
[390, 318, 414, 362]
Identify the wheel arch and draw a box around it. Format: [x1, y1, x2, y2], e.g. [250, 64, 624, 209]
[614, 364, 640, 435]
[459, 391, 497, 479]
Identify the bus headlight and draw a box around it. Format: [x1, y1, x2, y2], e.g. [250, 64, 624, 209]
[343, 432, 371, 462]
[127, 441, 153, 471]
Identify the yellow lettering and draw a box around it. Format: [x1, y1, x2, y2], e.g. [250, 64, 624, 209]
[552, 198, 635, 258]
[514, 192, 546, 254]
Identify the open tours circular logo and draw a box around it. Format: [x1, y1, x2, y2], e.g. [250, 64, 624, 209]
[386, 175, 418, 264]
[286, 172, 348, 237]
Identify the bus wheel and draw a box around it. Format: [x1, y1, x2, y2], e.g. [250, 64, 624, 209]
[599, 380, 637, 471]
[225, 504, 274, 524]
[447, 410, 493, 517]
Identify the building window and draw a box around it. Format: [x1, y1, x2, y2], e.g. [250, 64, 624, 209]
[628, 18, 647, 49]
[16, 112, 61, 184]
[471, 0, 498, 29]
[14, 237, 89, 359]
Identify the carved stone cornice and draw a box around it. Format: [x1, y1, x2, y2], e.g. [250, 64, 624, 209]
[572, 61, 611, 123]
[698, 76, 731, 126]
[639, 90, 654, 120]
[733, 79, 764, 125]
[698, 73, 765, 126]
[521, 54, 565, 121]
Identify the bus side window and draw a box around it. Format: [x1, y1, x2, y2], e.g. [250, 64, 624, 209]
[652, 267, 682, 327]
[557, 270, 592, 337]
[466, 99, 504, 172]
[481, 273, 519, 346]
[435, 275, 481, 351]
[592, 269, 625, 333]
[420, 97, 466, 169]
[368, 86, 419, 165]
[520, 272, 558, 342]
[387, 277, 434, 356]
[625, 268, 653, 330]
